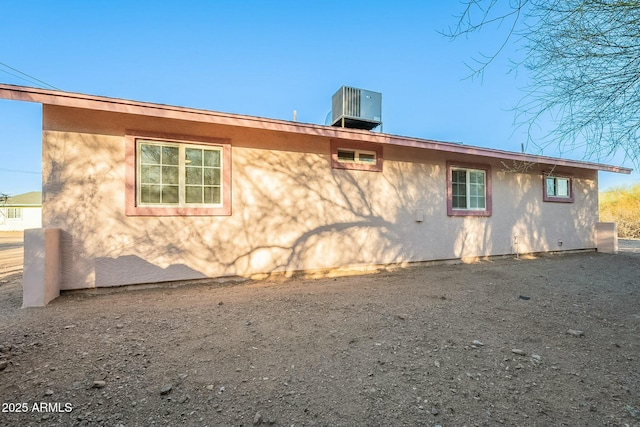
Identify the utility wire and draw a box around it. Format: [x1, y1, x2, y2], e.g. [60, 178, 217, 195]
[0, 167, 41, 175]
[0, 61, 60, 90]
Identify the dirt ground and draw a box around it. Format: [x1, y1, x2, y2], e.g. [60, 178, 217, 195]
[0, 235, 639, 427]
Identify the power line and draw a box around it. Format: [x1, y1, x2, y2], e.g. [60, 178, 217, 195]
[0, 61, 59, 90]
[0, 167, 41, 175]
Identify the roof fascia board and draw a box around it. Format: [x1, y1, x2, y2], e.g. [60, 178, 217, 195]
[0, 84, 632, 174]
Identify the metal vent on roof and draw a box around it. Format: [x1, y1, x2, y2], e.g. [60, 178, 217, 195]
[331, 86, 382, 131]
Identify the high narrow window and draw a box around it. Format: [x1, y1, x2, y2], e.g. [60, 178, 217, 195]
[331, 140, 383, 172]
[337, 148, 377, 165]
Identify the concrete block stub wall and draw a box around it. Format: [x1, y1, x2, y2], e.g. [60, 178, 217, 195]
[595, 222, 618, 254]
[23, 228, 61, 308]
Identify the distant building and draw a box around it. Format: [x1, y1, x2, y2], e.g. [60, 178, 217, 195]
[0, 191, 42, 231]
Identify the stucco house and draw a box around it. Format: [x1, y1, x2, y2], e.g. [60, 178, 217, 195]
[0, 191, 42, 231]
[0, 84, 631, 306]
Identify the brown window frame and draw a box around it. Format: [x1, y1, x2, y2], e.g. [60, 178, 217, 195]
[543, 173, 574, 203]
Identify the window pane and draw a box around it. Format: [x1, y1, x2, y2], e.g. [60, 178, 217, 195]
[452, 170, 466, 210]
[452, 170, 466, 185]
[141, 144, 161, 164]
[358, 153, 376, 163]
[469, 194, 485, 209]
[162, 146, 179, 165]
[141, 165, 161, 184]
[141, 184, 161, 203]
[204, 150, 220, 167]
[186, 148, 202, 166]
[186, 186, 202, 204]
[452, 194, 466, 209]
[557, 178, 569, 197]
[162, 166, 179, 185]
[204, 168, 221, 185]
[546, 177, 556, 196]
[205, 186, 221, 204]
[470, 171, 484, 184]
[186, 167, 202, 185]
[161, 185, 179, 203]
[338, 150, 355, 161]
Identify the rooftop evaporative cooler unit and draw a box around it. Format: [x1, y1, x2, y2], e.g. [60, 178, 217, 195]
[331, 86, 382, 131]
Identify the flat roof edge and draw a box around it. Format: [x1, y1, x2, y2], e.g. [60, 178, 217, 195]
[0, 84, 632, 174]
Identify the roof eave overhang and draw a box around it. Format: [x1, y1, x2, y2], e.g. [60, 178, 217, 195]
[0, 84, 632, 174]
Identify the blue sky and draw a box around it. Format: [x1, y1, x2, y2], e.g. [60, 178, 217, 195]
[0, 1, 636, 196]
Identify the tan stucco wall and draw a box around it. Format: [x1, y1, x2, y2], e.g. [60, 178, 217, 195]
[42, 105, 599, 290]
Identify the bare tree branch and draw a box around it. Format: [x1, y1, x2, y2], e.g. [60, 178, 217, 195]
[447, 0, 640, 165]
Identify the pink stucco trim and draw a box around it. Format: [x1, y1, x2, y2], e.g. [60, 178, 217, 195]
[0, 84, 631, 175]
[330, 139, 383, 172]
[125, 132, 232, 216]
[542, 172, 575, 203]
[446, 161, 492, 217]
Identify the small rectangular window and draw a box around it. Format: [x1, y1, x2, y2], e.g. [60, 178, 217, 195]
[7, 208, 22, 219]
[336, 148, 377, 165]
[543, 174, 574, 202]
[331, 140, 383, 172]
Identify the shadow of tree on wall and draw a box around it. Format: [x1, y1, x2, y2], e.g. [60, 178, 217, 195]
[42, 127, 599, 290]
[44, 130, 447, 288]
[211, 147, 428, 276]
[496, 167, 598, 257]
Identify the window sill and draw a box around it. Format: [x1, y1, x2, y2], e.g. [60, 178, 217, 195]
[447, 209, 492, 217]
[125, 205, 231, 217]
[543, 196, 574, 203]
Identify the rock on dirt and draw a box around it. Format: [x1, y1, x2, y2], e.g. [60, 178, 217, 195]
[0, 248, 639, 426]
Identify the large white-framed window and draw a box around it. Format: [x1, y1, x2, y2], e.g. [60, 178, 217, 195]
[125, 133, 231, 216]
[543, 174, 574, 203]
[446, 161, 492, 217]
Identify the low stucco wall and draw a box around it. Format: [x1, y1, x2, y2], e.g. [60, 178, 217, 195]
[595, 222, 618, 253]
[42, 106, 599, 290]
[23, 228, 60, 307]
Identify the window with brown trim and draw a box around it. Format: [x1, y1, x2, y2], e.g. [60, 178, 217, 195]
[330, 140, 382, 172]
[125, 133, 231, 216]
[543, 173, 574, 203]
[446, 161, 492, 217]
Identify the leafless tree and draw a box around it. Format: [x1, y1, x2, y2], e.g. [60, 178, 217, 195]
[446, 0, 640, 165]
